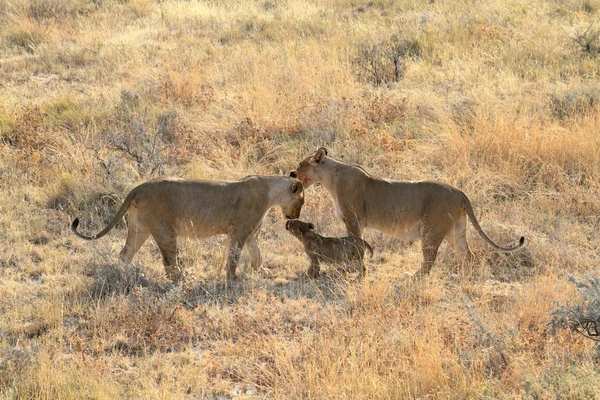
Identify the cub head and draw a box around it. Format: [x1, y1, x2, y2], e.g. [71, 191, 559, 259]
[280, 179, 305, 220]
[291, 147, 328, 188]
[285, 219, 315, 240]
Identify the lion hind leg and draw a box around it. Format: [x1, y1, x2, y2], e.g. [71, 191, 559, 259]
[119, 210, 150, 264]
[146, 222, 180, 283]
[448, 214, 473, 262]
[414, 220, 447, 277]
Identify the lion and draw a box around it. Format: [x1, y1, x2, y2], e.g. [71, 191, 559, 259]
[71, 176, 305, 282]
[285, 219, 374, 278]
[290, 148, 524, 277]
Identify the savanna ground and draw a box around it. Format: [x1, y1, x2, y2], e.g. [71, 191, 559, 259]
[1, 0, 600, 398]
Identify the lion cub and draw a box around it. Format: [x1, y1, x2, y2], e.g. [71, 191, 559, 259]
[285, 220, 373, 278]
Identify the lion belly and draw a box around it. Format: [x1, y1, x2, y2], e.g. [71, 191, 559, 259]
[369, 220, 421, 243]
[175, 217, 233, 239]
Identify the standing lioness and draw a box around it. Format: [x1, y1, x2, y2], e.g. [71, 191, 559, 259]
[71, 176, 305, 282]
[291, 148, 524, 277]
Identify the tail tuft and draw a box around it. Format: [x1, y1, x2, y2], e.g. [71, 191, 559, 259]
[519, 236, 525, 246]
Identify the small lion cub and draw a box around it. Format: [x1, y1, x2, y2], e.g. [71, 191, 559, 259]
[285, 220, 373, 278]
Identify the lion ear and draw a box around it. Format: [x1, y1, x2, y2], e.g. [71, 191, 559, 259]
[308, 223, 314, 230]
[311, 147, 327, 164]
[289, 170, 298, 178]
[291, 180, 303, 194]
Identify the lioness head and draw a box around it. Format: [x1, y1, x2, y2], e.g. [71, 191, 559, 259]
[280, 179, 305, 220]
[290, 147, 328, 188]
[285, 219, 314, 240]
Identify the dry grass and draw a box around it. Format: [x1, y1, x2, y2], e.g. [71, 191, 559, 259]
[1, 0, 600, 398]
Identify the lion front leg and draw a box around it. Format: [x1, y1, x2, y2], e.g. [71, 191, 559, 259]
[307, 255, 321, 278]
[225, 233, 248, 282]
[342, 213, 364, 239]
[245, 231, 263, 271]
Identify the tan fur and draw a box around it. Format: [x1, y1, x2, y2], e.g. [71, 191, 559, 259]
[285, 219, 373, 278]
[71, 176, 305, 282]
[291, 148, 524, 277]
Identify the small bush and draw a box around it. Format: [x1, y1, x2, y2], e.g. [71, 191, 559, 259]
[549, 273, 600, 346]
[103, 89, 173, 178]
[353, 35, 422, 86]
[572, 24, 600, 58]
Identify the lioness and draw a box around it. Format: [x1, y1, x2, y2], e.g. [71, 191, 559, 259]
[71, 176, 305, 282]
[290, 148, 524, 277]
[285, 219, 373, 278]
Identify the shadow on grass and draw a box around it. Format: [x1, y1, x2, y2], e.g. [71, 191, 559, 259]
[83, 262, 353, 309]
[184, 272, 352, 309]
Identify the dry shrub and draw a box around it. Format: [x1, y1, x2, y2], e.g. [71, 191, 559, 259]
[92, 287, 196, 355]
[353, 35, 422, 86]
[550, 272, 600, 347]
[0, 345, 38, 392]
[571, 24, 600, 58]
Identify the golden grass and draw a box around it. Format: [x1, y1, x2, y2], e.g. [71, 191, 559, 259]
[1, 0, 600, 398]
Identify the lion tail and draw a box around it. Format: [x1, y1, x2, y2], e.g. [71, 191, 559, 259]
[70, 190, 137, 241]
[462, 193, 525, 252]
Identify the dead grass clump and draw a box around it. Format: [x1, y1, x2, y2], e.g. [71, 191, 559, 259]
[550, 85, 600, 121]
[162, 62, 214, 109]
[0, 105, 48, 151]
[87, 264, 155, 300]
[442, 117, 600, 199]
[5, 21, 47, 54]
[18, 0, 98, 22]
[486, 247, 536, 283]
[93, 287, 196, 355]
[451, 97, 478, 133]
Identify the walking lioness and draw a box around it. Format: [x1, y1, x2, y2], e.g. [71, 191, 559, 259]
[285, 219, 373, 278]
[71, 176, 305, 282]
[290, 148, 524, 277]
